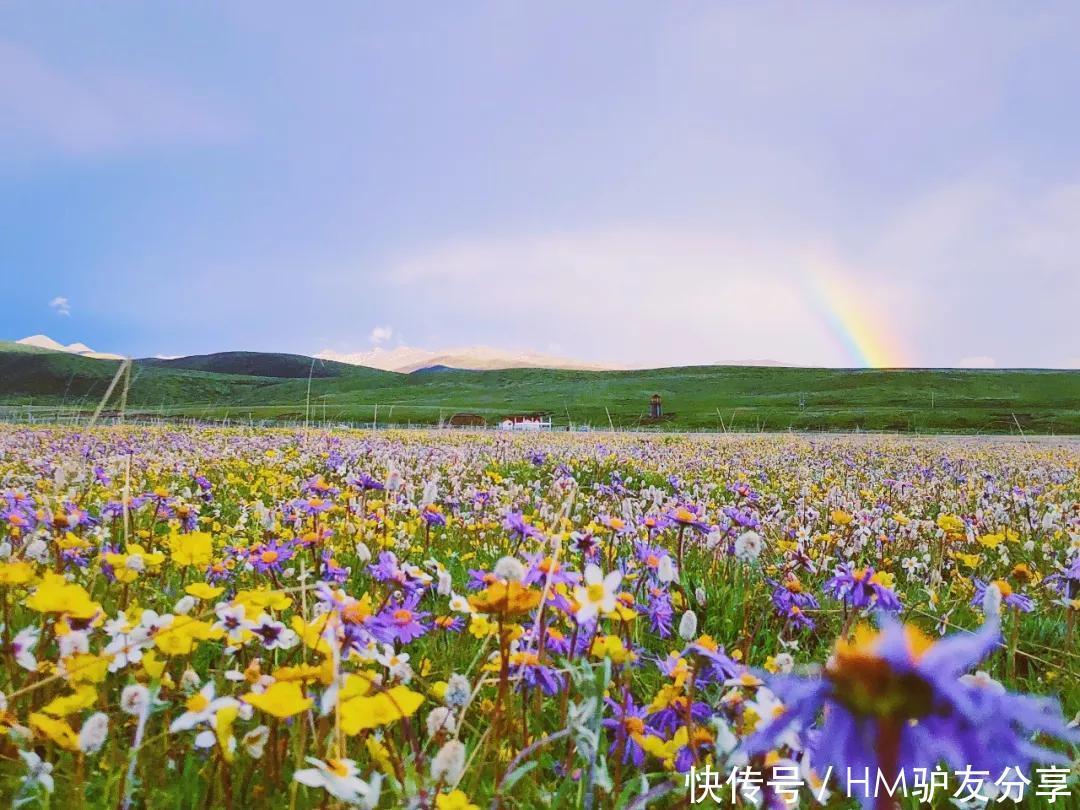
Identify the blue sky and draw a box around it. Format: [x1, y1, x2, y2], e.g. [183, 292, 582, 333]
[2, 2, 1079, 368]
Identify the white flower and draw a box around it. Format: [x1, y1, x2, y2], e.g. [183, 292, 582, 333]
[19, 750, 54, 794]
[901, 556, 923, 577]
[250, 614, 299, 650]
[169, 684, 239, 733]
[104, 615, 153, 673]
[243, 725, 270, 758]
[79, 712, 109, 754]
[572, 564, 622, 623]
[444, 673, 471, 708]
[448, 593, 473, 614]
[294, 757, 382, 806]
[705, 528, 723, 550]
[374, 644, 413, 682]
[174, 595, 197, 615]
[58, 629, 89, 658]
[437, 570, 453, 596]
[694, 586, 707, 605]
[180, 668, 202, 693]
[25, 538, 49, 564]
[385, 470, 403, 492]
[733, 531, 764, 562]
[420, 479, 438, 507]
[657, 555, 675, 584]
[125, 554, 146, 573]
[214, 602, 255, 644]
[982, 582, 1002, 618]
[678, 610, 698, 641]
[354, 541, 372, 563]
[494, 556, 526, 583]
[120, 684, 150, 716]
[12, 627, 39, 671]
[710, 716, 739, 756]
[773, 652, 795, 674]
[425, 706, 457, 738]
[430, 739, 466, 783]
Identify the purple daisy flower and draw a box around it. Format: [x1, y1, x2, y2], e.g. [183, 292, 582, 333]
[824, 563, 903, 612]
[373, 593, 430, 644]
[250, 539, 294, 574]
[504, 511, 544, 542]
[745, 617, 1079, 806]
[603, 690, 652, 767]
[1044, 555, 1080, 601]
[971, 578, 1035, 613]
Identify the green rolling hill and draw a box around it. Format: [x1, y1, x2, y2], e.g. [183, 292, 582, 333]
[0, 342, 1078, 433]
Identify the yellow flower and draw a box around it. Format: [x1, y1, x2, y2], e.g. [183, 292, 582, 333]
[590, 634, 636, 664]
[291, 613, 331, 655]
[24, 573, 100, 618]
[30, 712, 80, 751]
[466, 581, 541, 616]
[339, 671, 378, 700]
[869, 571, 896, 590]
[365, 736, 395, 776]
[168, 531, 213, 567]
[214, 705, 239, 763]
[155, 617, 222, 656]
[339, 685, 423, 734]
[40, 685, 97, 717]
[0, 560, 35, 585]
[977, 533, 1005, 549]
[61, 653, 109, 684]
[436, 790, 479, 810]
[103, 552, 139, 583]
[142, 650, 167, 680]
[185, 582, 225, 600]
[936, 514, 965, 535]
[235, 588, 292, 613]
[831, 510, 853, 526]
[953, 552, 982, 569]
[273, 661, 334, 685]
[468, 614, 497, 639]
[244, 681, 313, 718]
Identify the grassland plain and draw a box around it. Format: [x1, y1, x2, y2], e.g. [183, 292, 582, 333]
[2, 342, 1079, 433]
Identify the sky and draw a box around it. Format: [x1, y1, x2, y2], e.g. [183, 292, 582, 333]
[2, 2, 1079, 369]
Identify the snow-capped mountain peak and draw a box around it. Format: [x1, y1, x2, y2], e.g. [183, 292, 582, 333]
[16, 334, 125, 360]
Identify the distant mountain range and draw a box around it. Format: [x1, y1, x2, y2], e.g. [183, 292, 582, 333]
[14, 335, 799, 373]
[315, 345, 614, 373]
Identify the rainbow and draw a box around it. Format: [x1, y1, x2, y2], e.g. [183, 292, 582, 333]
[803, 267, 909, 368]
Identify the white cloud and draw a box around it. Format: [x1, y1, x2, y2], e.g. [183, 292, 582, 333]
[957, 356, 997, 368]
[369, 325, 393, 345]
[384, 227, 914, 368]
[48, 296, 70, 316]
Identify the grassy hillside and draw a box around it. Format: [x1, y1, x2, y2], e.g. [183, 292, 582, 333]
[135, 351, 372, 379]
[1, 345, 1078, 433]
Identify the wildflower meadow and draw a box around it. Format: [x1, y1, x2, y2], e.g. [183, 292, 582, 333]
[0, 425, 1077, 808]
